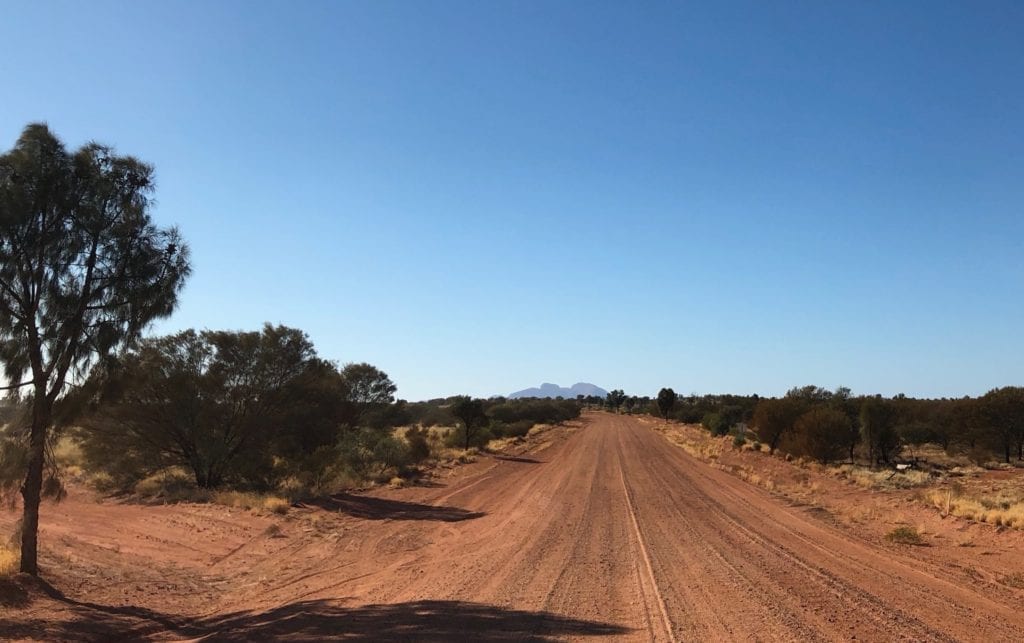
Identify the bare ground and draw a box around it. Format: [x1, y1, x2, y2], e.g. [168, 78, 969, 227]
[3, 412, 1024, 641]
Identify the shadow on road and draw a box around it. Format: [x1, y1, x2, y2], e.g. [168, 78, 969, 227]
[6, 583, 631, 643]
[195, 599, 631, 641]
[492, 455, 543, 464]
[309, 493, 485, 522]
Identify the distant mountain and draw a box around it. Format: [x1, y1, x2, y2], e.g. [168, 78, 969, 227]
[508, 382, 608, 400]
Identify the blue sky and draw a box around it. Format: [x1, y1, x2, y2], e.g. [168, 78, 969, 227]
[2, 1, 1022, 400]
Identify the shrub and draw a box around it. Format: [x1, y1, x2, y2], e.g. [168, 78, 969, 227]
[886, 526, 926, 545]
[702, 412, 730, 436]
[446, 424, 493, 450]
[490, 419, 533, 439]
[134, 468, 207, 502]
[404, 427, 432, 464]
[733, 435, 747, 449]
[338, 429, 410, 479]
[787, 407, 849, 464]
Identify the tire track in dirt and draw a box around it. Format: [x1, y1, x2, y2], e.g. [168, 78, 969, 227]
[617, 462, 676, 643]
[622, 415, 1024, 641]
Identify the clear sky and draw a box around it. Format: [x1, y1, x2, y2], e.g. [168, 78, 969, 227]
[2, 1, 1022, 401]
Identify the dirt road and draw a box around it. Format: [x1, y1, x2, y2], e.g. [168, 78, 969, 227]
[5, 412, 1024, 641]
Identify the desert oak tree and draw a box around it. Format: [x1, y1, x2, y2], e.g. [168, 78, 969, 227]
[656, 387, 676, 419]
[0, 124, 189, 575]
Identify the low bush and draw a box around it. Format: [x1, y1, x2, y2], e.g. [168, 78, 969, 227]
[404, 427, 432, 464]
[134, 468, 207, 502]
[886, 525, 926, 545]
[446, 424, 493, 450]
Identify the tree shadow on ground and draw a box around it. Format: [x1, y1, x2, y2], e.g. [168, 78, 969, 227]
[0, 574, 195, 641]
[5, 588, 631, 642]
[194, 599, 631, 642]
[308, 493, 485, 522]
[491, 455, 542, 464]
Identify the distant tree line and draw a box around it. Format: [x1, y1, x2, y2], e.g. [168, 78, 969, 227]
[648, 384, 1024, 466]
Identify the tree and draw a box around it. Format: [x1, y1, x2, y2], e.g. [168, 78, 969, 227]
[605, 389, 626, 413]
[78, 325, 337, 490]
[451, 396, 487, 450]
[979, 387, 1024, 463]
[829, 387, 860, 462]
[341, 362, 396, 406]
[859, 397, 900, 466]
[751, 397, 802, 454]
[0, 125, 189, 575]
[339, 362, 397, 427]
[656, 388, 676, 420]
[790, 407, 849, 464]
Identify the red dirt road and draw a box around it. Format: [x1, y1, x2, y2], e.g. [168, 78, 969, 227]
[4, 412, 1024, 641]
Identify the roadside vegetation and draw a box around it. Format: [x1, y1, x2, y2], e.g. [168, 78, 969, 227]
[641, 385, 1024, 531]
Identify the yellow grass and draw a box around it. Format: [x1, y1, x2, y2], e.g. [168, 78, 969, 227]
[0, 544, 17, 576]
[53, 435, 85, 468]
[842, 466, 932, 490]
[213, 491, 291, 515]
[926, 488, 1024, 529]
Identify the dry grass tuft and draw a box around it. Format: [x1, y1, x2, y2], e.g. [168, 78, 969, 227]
[925, 488, 1024, 529]
[845, 467, 932, 490]
[213, 491, 291, 515]
[0, 544, 17, 576]
[886, 525, 926, 545]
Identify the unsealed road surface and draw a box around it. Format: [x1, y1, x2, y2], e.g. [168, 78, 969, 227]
[6, 413, 1024, 641]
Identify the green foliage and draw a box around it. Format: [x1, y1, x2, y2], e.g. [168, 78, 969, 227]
[340, 363, 398, 427]
[787, 406, 850, 464]
[486, 399, 579, 429]
[0, 124, 191, 574]
[446, 423, 493, 450]
[979, 387, 1024, 463]
[495, 419, 534, 438]
[450, 397, 488, 450]
[860, 397, 901, 465]
[605, 389, 626, 412]
[656, 388, 676, 419]
[404, 427, 432, 464]
[78, 325, 349, 490]
[337, 429, 410, 479]
[701, 412, 731, 436]
[406, 402, 455, 427]
[752, 397, 803, 454]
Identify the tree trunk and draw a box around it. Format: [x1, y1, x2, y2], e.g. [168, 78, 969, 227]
[20, 396, 50, 575]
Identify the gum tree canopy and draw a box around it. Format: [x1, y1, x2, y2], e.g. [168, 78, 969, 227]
[0, 124, 190, 575]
